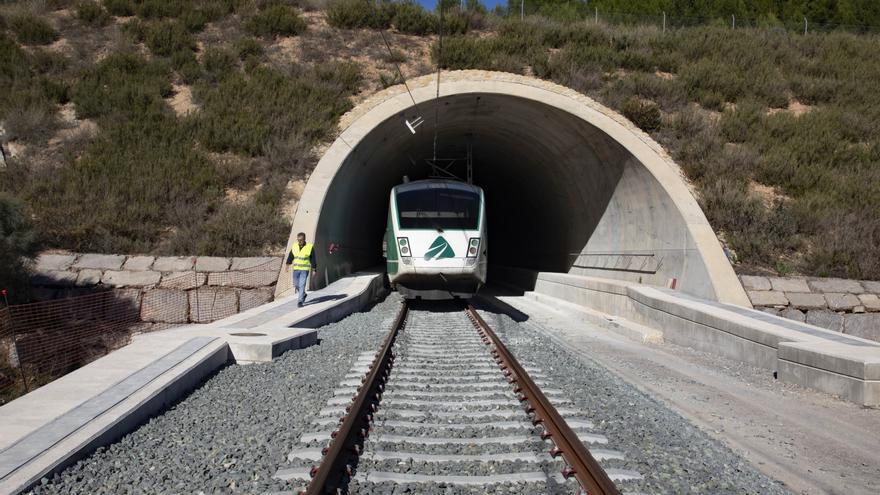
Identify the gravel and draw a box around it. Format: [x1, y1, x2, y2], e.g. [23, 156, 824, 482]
[28, 295, 792, 494]
[474, 304, 792, 495]
[28, 295, 402, 495]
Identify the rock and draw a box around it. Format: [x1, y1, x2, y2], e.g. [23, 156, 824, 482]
[784, 292, 826, 310]
[746, 290, 788, 307]
[75, 269, 103, 286]
[824, 293, 860, 312]
[229, 257, 282, 271]
[805, 310, 844, 332]
[195, 256, 231, 272]
[853, 305, 866, 314]
[861, 280, 880, 294]
[152, 256, 195, 272]
[768, 277, 810, 293]
[31, 270, 78, 287]
[122, 256, 156, 271]
[857, 294, 880, 312]
[759, 307, 780, 316]
[808, 278, 864, 294]
[239, 288, 274, 311]
[207, 271, 277, 288]
[35, 253, 77, 271]
[739, 275, 770, 291]
[843, 313, 880, 342]
[189, 288, 238, 323]
[102, 270, 162, 287]
[780, 307, 806, 322]
[141, 289, 189, 323]
[160, 272, 206, 290]
[73, 254, 126, 270]
[112, 288, 143, 318]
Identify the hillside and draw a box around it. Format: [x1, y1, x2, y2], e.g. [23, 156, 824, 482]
[1, 0, 878, 290]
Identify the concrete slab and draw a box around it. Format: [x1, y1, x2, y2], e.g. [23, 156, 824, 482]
[521, 271, 880, 406]
[0, 271, 385, 494]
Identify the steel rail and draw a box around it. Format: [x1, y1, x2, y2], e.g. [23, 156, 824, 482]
[465, 305, 622, 495]
[303, 302, 408, 494]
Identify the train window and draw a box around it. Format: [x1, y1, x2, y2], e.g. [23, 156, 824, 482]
[397, 188, 480, 230]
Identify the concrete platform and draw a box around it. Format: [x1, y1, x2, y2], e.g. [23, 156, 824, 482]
[502, 270, 880, 406]
[0, 271, 386, 494]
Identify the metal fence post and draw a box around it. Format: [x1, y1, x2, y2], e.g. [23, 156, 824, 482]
[520, 0, 523, 21]
[1, 290, 28, 393]
[804, 17, 808, 35]
[595, 7, 598, 24]
[662, 11, 666, 32]
[732, 14, 736, 29]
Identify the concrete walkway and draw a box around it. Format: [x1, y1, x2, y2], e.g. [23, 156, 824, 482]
[0, 271, 385, 494]
[496, 293, 880, 495]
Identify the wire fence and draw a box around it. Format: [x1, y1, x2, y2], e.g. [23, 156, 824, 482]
[508, 4, 880, 35]
[0, 259, 281, 405]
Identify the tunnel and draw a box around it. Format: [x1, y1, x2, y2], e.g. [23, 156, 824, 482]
[278, 71, 748, 306]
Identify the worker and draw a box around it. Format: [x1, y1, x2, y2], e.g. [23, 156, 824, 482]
[284, 232, 317, 307]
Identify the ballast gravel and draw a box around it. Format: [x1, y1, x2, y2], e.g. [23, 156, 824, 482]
[474, 304, 791, 495]
[28, 295, 402, 495]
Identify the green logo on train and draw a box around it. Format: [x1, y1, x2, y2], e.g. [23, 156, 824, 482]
[424, 236, 455, 261]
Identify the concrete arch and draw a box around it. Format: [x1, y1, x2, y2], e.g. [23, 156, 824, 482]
[278, 70, 749, 306]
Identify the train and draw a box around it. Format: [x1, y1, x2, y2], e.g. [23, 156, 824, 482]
[383, 179, 487, 299]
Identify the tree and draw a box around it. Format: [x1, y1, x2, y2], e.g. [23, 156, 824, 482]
[0, 193, 41, 303]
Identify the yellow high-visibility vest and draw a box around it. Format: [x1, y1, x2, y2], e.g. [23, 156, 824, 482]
[291, 242, 314, 271]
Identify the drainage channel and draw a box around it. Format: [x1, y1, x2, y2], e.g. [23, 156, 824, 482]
[277, 301, 642, 494]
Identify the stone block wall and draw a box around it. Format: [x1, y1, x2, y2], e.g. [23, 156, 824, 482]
[30, 253, 282, 326]
[740, 275, 880, 342]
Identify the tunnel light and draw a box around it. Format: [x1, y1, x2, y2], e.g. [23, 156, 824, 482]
[467, 238, 480, 258]
[397, 237, 411, 257]
[405, 116, 424, 134]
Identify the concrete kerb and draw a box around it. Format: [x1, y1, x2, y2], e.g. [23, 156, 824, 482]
[0, 272, 386, 494]
[524, 271, 880, 406]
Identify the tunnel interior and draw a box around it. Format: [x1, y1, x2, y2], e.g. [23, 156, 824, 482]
[309, 91, 723, 301]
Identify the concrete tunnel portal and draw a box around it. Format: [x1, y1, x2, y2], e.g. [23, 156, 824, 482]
[280, 71, 749, 306]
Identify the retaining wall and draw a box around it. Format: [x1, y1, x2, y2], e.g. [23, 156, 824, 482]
[740, 275, 880, 342]
[29, 253, 283, 327]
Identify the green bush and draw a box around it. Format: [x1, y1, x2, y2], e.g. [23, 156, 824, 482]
[0, 193, 41, 303]
[393, 3, 434, 35]
[193, 62, 361, 155]
[171, 48, 202, 83]
[145, 20, 195, 56]
[233, 37, 263, 60]
[135, 0, 184, 19]
[326, 0, 394, 30]
[244, 5, 307, 38]
[9, 14, 58, 45]
[71, 52, 172, 120]
[104, 0, 135, 16]
[620, 96, 661, 131]
[75, 1, 111, 27]
[202, 46, 237, 82]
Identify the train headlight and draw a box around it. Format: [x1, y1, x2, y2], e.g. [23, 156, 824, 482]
[467, 238, 480, 258]
[397, 237, 411, 257]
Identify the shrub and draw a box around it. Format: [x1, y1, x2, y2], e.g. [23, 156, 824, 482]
[393, 3, 434, 35]
[104, 0, 135, 17]
[75, 1, 111, 27]
[0, 193, 41, 303]
[145, 20, 195, 56]
[193, 62, 360, 155]
[233, 37, 264, 60]
[135, 0, 184, 19]
[71, 52, 172, 120]
[9, 14, 58, 45]
[202, 47, 237, 82]
[620, 96, 661, 131]
[326, 0, 393, 30]
[171, 48, 202, 83]
[244, 5, 307, 38]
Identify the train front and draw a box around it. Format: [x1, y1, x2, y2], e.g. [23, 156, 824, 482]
[385, 180, 487, 299]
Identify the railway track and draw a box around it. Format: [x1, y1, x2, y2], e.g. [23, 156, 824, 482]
[276, 301, 641, 494]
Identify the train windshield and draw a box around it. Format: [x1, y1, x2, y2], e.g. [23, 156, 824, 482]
[397, 188, 480, 230]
